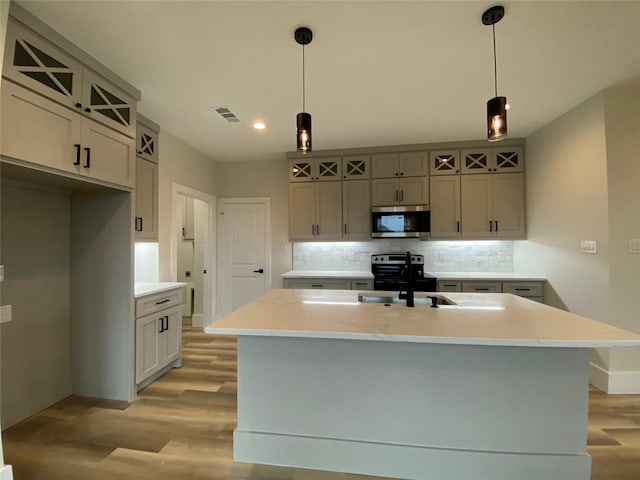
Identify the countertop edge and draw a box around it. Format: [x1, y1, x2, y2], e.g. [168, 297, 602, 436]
[204, 326, 640, 348]
[135, 282, 186, 298]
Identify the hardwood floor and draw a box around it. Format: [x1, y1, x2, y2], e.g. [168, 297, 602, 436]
[3, 322, 639, 479]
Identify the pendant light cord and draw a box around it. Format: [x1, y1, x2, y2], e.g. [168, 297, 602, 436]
[302, 44, 306, 113]
[492, 23, 498, 97]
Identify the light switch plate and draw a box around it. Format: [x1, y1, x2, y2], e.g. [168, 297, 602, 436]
[630, 239, 640, 254]
[581, 240, 598, 254]
[0, 305, 12, 323]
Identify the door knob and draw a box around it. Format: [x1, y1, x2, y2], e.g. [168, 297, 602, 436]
[253, 269, 264, 274]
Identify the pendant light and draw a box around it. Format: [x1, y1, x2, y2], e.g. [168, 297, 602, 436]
[482, 5, 507, 142]
[294, 27, 313, 154]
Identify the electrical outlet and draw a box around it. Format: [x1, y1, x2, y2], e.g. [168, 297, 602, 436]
[185, 270, 192, 278]
[629, 239, 640, 254]
[580, 240, 598, 254]
[0, 305, 12, 323]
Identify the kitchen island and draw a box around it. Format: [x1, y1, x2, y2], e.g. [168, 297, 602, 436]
[205, 289, 640, 480]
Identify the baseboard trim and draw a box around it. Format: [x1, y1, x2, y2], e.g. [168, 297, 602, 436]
[233, 430, 591, 480]
[0, 465, 14, 480]
[191, 313, 204, 327]
[590, 362, 640, 394]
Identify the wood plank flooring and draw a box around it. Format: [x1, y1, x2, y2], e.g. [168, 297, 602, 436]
[3, 321, 639, 480]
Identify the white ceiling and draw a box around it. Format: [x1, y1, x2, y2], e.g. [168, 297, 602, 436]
[16, 1, 640, 163]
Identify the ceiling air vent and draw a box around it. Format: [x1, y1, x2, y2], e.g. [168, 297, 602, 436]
[212, 106, 240, 123]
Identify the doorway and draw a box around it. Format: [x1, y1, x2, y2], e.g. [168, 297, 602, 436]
[216, 197, 271, 317]
[171, 184, 216, 328]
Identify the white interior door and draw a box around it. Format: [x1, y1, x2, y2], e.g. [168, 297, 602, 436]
[218, 198, 270, 315]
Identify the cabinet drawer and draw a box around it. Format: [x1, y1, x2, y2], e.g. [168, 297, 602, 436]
[351, 279, 373, 290]
[284, 279, 351, 290]
[502, 282, 543, 298]
[462, 281, 502, 293]
[438, 280, 462, 292]
[136, 288, 183, 318]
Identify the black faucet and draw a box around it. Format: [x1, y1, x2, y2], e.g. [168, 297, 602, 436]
[399, 251, 415, 307]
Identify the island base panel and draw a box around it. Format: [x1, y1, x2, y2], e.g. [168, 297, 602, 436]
[233, 430, 591, 480]
[235, 336, 592, 480]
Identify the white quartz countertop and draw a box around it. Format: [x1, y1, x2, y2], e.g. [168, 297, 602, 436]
[135, 282, 185, 298]
[205, 289, 640, 348]
[432, 272, 547, 281]
[282, 270, 374, 279]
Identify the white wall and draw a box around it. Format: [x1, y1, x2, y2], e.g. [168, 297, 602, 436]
[216, 159, 291, 290]
[516, 88, 640, 392]
[1, 182, 72, 429]
[602, 86, 640, 381]
[515, 93, 609, 316]
[157, 130, 217, 281]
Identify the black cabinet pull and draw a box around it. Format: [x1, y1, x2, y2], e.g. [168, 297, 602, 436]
[158, 318, 164, 333]
[73, 144, 81, 165]
[137, 150, 143, 155]
[475, 287, 490, 291]
[515, 288, 531, 291]
[84, 147, 91, 168]
[311, 284, 323, 288]
[135, 217, 143, 232]
[253, 269, 264, 274]
[495, 220, 499, 232]
[457, 221, 460, 233]
[444, 284, 458, 287]
[344, 224, 347, 235]
[139, 217, 143, 231]
[489, 221, 493, 232]
[316, 224, 319, 235]
[155, 298, 170, 305]
[84, 107, 91, 113]
[75, 102, 82, 109]
[164, 316, 169, 331]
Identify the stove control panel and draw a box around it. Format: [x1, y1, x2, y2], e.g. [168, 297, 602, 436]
[371, 254, 424, 265]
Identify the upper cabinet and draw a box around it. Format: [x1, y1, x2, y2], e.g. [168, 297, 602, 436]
[135, 115, 160, 241]
[289, 157, 342, 182]
[286, 142, 525, 242]
[1, 11, 140, 190]
[3, 20, 137, 138]
[371, 152, 429, 178]
[342, 155, 370, 180]
[461, 146, 524, 174]
[430, 150, 460, 176]
[136, 121, 159, 164]
[1, 81, 135, 188]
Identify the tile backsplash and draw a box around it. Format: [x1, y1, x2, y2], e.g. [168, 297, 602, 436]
[293, 240, 514, 272]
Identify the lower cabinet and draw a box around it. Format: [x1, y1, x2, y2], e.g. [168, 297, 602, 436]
[135, 288, 183, 385]
[437, 280, 544, 303]
[283, 278, 373, 290]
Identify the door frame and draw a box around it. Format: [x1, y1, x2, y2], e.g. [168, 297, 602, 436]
[170, 183, 216, 327]
[216, 197, 272, 318]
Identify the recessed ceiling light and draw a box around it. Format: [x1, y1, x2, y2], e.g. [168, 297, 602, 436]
[253, 121, 266, 130]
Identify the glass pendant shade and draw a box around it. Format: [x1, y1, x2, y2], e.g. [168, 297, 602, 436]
[296, 112, 312, 154]
[487, 96, 507, 142]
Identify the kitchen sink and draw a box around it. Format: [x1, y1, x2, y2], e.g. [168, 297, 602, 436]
[357, 293, 456, 306]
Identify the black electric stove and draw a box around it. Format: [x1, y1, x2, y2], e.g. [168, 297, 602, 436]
[371, 253, 437, 292]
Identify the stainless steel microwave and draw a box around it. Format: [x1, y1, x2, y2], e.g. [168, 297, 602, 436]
[371, 205, 430, 238]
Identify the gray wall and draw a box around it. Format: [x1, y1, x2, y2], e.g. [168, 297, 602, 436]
[1, 181, 72, 428]
[516, 86, 640, 392]
[216, 158, 291, 290]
